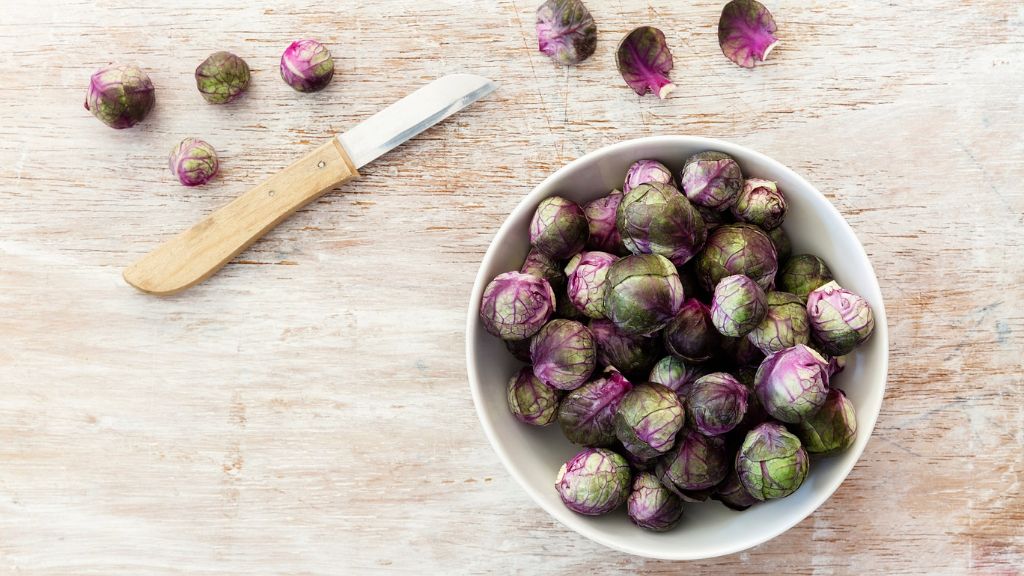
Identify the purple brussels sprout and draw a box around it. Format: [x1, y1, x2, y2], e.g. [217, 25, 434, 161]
[679, 151, 744, 210]
[583, 191, 627, 254]
[722, 334, 766, 367]
[280, 39, 335, 92]
[530, 319, 597, 390]
[663, 299, 719, 363]
[747, 291, 811, 354]
[614, 383, 685, 459]
[565, 251, 618, 318]
[479, 271, 556, 341]
[686, 372, 749, 437]
[796, 388, 857, 455]
[535, 0, 597, 66]
[696, 223, 778, 291]
[616, 26, 675, 99]
[617, 182, 707, 266]
[624, 159, 674, 194]
[530, 196, 589, 259]
[719, 0, 779, 69]
[521, 248, 567, 295]
[84, 63, 155, 129]
[589, 318, 661, 376]
[806, 281, 876, 356]
[627, 472, 684, 531]
[754, 344, 830, 423]
[731, 179, 787, 230]
[711, 274, 767, 337]
[767, 225, 792, 263]
[648, 356, 711, 399]
[195, 51, 250, 104]
[507, 366, 561, 426]
[558, 371, 633, 446]
[169, 138, 219, 187]
[735, 423, 809, 500]
[603, 254, 685, 335]
[713, 467, 760, 511]
[778, 254, 833, 302]
[505, 337, 533, 363]
[555, 448, 632, 515]
[656, 427, 729, 491]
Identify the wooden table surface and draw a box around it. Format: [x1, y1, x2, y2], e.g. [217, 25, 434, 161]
[2, 0, 1022, 573]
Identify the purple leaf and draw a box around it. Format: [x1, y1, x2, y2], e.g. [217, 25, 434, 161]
[536, 0, 598, 66]
[719, 0, 779, 68]
[616, 27, 675, 99]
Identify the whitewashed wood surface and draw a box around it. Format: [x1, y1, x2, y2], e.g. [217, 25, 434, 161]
[1, 0, 1022, 574]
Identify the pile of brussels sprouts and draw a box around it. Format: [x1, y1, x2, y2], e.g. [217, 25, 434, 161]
[481, 152, 875, 531]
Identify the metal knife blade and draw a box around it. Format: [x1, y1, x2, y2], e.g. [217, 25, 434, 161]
[337, 74, 498, 168]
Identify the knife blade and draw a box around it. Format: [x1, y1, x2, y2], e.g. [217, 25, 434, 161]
[123, 74, 498, 295]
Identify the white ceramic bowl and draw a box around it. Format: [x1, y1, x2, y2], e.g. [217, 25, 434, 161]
[466, 136, 888, 560]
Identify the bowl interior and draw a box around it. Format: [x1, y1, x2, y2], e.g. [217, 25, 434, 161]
[466, 136, 888, 560]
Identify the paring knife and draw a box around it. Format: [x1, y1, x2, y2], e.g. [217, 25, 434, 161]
[124, 74, 498, 295]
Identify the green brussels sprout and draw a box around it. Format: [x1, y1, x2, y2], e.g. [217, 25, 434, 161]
[584, 191, 627, 254]
[521, 248, 567, 295]
[663, 299, 719, 363]
[796, 388, 857, 455]
[614, 383, 685, 460]
[686, 372, 749, 437]
[713, 466, 759, 510]
[195, 51, 251, 104]
[530, 319, 597, 390]
[767, 226, 792, 263]
[696, 223, 778, 292]
[565, 251, 617, 318]
[589, 318, 661, 376]
[648, 356, 710, 399]
[530, 196, 589, 259]
[624, 159, 674, 194]
[507, 366, 561, 426]
[616, 182, 707, 266]
[753, 344, 830, 423]
[730, 178, 787, 230]
[656, 427, 729, 490]
[604, 254, 685, 335]
[627, 472, 684, 531]
[747, 291, 811, 354]
[735, 422, 809, 500]
[555, 448, 632, 515]
[480, 271, 556, 341]
[84, 63, 156, 129]
[557, 370, 633, 446]
[679, 151, 743, 209]
[807, 281, 876, 356]
[710, 274, 767, 337]
[777, 254, 833, 302]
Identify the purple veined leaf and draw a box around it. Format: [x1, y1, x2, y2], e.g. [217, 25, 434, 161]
[719, 0, 779, 69]
[536, 0, 598, 66]
[616, 26, 675, 99]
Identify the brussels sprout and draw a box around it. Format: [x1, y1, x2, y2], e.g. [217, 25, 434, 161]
[565, 251, 617, 318]
[507, 366, 561, 426]
[807, 281, 876, 356]
[614, 383, 685, 459]
[747, 291, 810, 354]
[766, 225, 792, 263]
[505, 337, 533, 363]
[656, 427, 729, 490]
[479, 271, 556, 341]
[731, 179, 787, 230]
[536, 0, 598, 66]
[195, 51, 250, 104]
[589, 318, 661, 376]
[797, 388, 857, 455]
[617, 182, 706, 266]
[624, 159, 674, 194]
[555, 448, 632, 515]
[686, 372, 749, 437]
[616, 26, 675, 99]
[558, 371, 633, 446]
[604, 254, 685, 335]
[719, 0, 779, 69]
[721, 334, 766, 367]
[583, 191, 627, 254]
[694, 204, 734, 232]
[663, 299, 719, 362]
[530, 196, 589, 259]
[168, 138, 219, 187]
[713, 466, 760, 511]
[648, 356, 710, 399]
[778, 254, 833, 302]
[627, 472, 684, 531]
[521, 248, 567, 295]
[84, 63, 155, 129]
[735, 422, 809, 500]
[754, 344, 830, 423]
[679, 151, 743, 210]
[696, 223, 778, 291]
[280, 39, 335, 92]
[710, 274, 767, 337]
[531, 319, 597, 390]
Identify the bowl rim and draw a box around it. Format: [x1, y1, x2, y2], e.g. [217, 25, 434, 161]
[465, 135, 889, 560]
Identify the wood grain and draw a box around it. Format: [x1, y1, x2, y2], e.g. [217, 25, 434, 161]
[0, 0, 1022, 574]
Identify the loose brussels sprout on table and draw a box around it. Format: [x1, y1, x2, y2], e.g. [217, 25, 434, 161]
[84, 63, 155, 129]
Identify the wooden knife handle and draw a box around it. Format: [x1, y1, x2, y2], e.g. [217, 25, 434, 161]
[124, 139, 359, 295]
